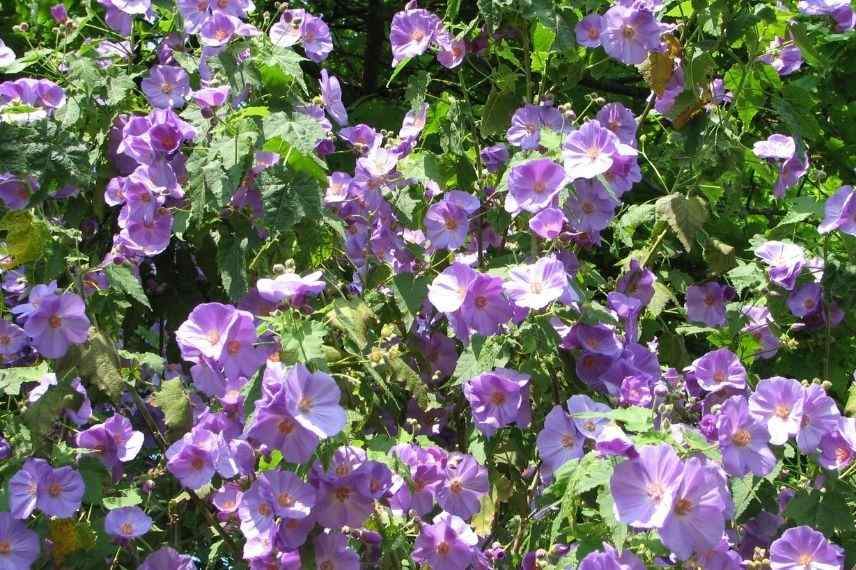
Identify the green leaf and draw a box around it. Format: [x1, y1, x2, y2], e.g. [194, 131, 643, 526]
[23, 378, 81, 442]
[531, 21, 556, 74]
[105, 264, 151, 310]
[452, 335, 509, 384]
[117, 350, 166, 374]
[647, 281, 677, 318]
[391, 273, 430, 329]
[154, 379, 192, 441]
[280, 320, 328, 367]
[388, 354, 439, 410]
[57, 331, 124, 403]
[727, 262, 766, 296]
[655, 193, 709, 252]
[262, 113, 327, 155]
[703, 238, 737, 275]
[79, 456, 109, 506]
[730, 474, 756, 520]
[216, 234, 249, 301]
[616, 204, 656, 247]
[597, 487, 628, 552]
[103, 487, 143, 510]
[0, 362, 50, 396]
[258, 44, 307, 93]
[327, 298, 377, 351]
[255, 164, 324, 231]
[480, 86, 520, 137]
[387, 57, 413, 88]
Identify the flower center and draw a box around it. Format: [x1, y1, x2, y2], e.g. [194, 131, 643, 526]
[646, 482, 665, 502]
[0, 541, 10, 555]
[732, 429, 752, 447]
[278, 418, 295, 434]
[120, 522, 135, 536]
[674, 498, 693, 516]
[48, 482, 63, 497]
[215, 29, 229, 41]
[561, 433, 575, 448]
[703, 294, 717, 306]
[474, 295, 488, 309]
[449, 479, 463, 494]
[277, 493, 294, 508]
[335, 464, 349, 477]
[49, 315, 62, 329]
[444, 217, 458, 231]
[586, 146, 601, 160]
[160, 82, 173, 94]
[798, 554, 813, 566]
[621, 25, 636, 39]
[774, 404, 790, 419]
[533, 181, 546, 194]
[490, 391, 506, 406]
[713, 370, 726, 383]
[335, 486, 351, 502]
[222, 500, 235, 510]
[584, 420, 596, 432]
[530, 280, 543, 294]
[257, 502, 272, 516]
[835, 447, 850, 464]
[581, 201, 595, 214]
[588, 27, 599, 40]
[298, 396, 313, 413]
[411, 30, 425, 42]
[320, 562, 334, 570]
[804, 298, 815, 310]
[207, 330, 221, 345]
[191, 456, 205, 470]
[0, 335, 9, 346]
[437, 542, 450, 556]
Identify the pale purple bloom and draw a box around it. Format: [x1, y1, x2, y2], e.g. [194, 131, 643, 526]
[314, 531, 360, 570]
[139, 547, 197, 570]
[537, 405, 584, 475]
[755, 240, 805, 291]
[269, 9, 305, 47]
[769, 526, 844, 570]
[192, 86, 230, 114]
[463, 368, 531, 437]
[616, 259, 656, 306]
[436, 453, 488, 520]
[459, 273, 512, 337]
[563, 120, 636, 180]
[685, 282, 729, 327]
[428, 263, 477, 314]
[749, 377, 805, 446]
[506, 103, 565, 149]
[480, 143, 508, 173]
[320, 69, 348, 127]
[313, 472, 374, 529]
[399, 103, 428, 140]
[357, 146, 398, 178]
[238, 480, 277, 538]
[659, 457, 727, 560]
[692, 348, 747, 393]
[0, 40, 15, 67]
[258, 470, 315, 519]
[753, 134, 809, 198]
[200, 12, 241, 47]
[283, 363, 346, 439]
[219, 309, 265, 380]
[620, 376, 652, 407]
[597, 102, 637, 145]
[176, 302, 237, 362]
[105, 506, 152, 541]
[0, 513, 40, 569]
[758, 37, 803, 76]
[412, 512, 478, 570]
[818, 417, 856, 470]
[246, 389, 320, 463]
[8, 459, 50, 519]
[572, 323, 624, 357]
[0, 319, 26, 360]
[742, 306, 781, 360]
[505, 158, 567, 214]
[141, 65, 189, 109]
[256, 271, 325, 306]
[36, 464, 85, 518]
[436, 33, 466, 69]
[787, 282, 821, 318]
[797, 384, 840, 454]
[601, 4, 666, 65]
[424, 192, 479, 251]
[576, 14, 604, 48]
[753, 134, 796, 160]
[76, 414, 144, 473]
[818, 185, 856, 235]
[0, 173, 31, 210]
[502, 255, 568, 310]
[528, 207, 566, 239]
[610, 444, 683, 528]
[565, 179, 618, 232]
[389, 8, 439, 66]
[578, 543, 644, 570]
[24, 293, 90, 359]
[165, 428, 228, 490]
[567, 395, 612, 440]
[717, 395, 776, 477]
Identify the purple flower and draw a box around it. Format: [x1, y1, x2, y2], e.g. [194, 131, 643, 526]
[616, 259, 656, 306]
[601, 4, 666, 65]
[36, 464, 85, 518]
[685, 282, 729, 327]
[23, 292, 90, 359]
[219, 309, 265, 380]
[797, 384, 840, 454]
[0, 40, 14, 67]
[691, 348, 747, 393]
[565, 179, 618, 232]
[755, 240, 805, 291]
[139, 547, 197, 570]
[176, 302, 237, 362]
[424, 192, 480, 251]
[412, 512, 478, 570]
[716, 395, 776, 477]
[0, 174, 32, 211]
[436, 31, 467, 69]
[436, 453, 488, 520]
[256, 271, 325, 306]
[399, 103, 428, 140]
[0, 513, 40, 569]
[0, 319, 26, 360]
[787, 282, 821, 318]
[742, 306, 781, 360]
[571, 323, 624, 357]
[658, 457, 727, 560]
[193, 86, 230, 114]
[758, 37, 803, 76]
[610, 444, 683, 528]
[76, 414, 144, 474]
[502, 255, 569, 310]
[579, 543, 644, 570]
[320, 69, 348, 127]
[259, 470, 315, 519]
[428, 263, 477, 313]
[105, 506, 152, 541]
[269, 9, 305, 47]
[528, 207, 566, 239]
[505, 158, 567, 214]
[749, 377, 805, 446]
[563, 120, 636, 180]
[459, 273, 513, 337]
[165, 428, 230, 490]
[753, 134, 796, 160]
[479, 144, 509, 173]
[9, 459, 50, 519]
[620, 376, 653, 407]
[506, 103, 565, 149]
[818, 185, 856, 236]
[389, 8, 439, 66]
[597, 102, 637, 146]
[283, 363, 346, 439]
[567, 394, 612, 440]
[769, 526, 844, 570]
[537, 405, 584, 474]
[238, 480, 276, 538]
[199, 12, 240, 47]
[314, 531, 360, 570]
[313, 471, 374, 529]
[141, 65, 190, 109]
[576, 14, 604, 48]
[246, 386, 319, 463]
[463, 368, 531, 437]
[818, 417, 856, 470]
[753, 134, 809, 199]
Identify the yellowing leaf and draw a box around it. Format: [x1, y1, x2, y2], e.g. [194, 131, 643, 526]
[0, 210, 49, 269]
[638, 52, 674, 96]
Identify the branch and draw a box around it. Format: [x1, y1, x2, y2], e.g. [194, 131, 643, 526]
[579, 76, 649, 99]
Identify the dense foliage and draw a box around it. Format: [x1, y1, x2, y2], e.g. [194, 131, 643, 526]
[1, 0, 856, 568]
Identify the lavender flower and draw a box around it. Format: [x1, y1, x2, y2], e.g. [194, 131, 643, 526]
[565, 179, 618, 232]
[818, 185, 856, 236]
[755, 240, 805, 291]
[256, 271, 325, 306]
[567, 394, 612, 440]
[506, 103, 565, 149]
[479, 144, 509, 173]
[818, 417, 856, 470]
[758, 37, 803, 76]
[597, 102, 638, 146]
[320, 69, 348, 127]
[139, 547, 197, 570]
[749, 377, 805, 445]
[610, 444, 683, 528]
[23, 292, 90, 359]
[389, 7, 439, 66]
[505, 158, 567, 214]
[412, 512, 478, 570]
[314, 531, 360, 570]
[76, 414, 144, 475]
[563, 120, 635, 180]
[463, 368, 531, 437]
[536, 405, 584, 474]
[105, 506, 152, 541]
[685, 282, 730, 327]
[528, 207, 566, 239]
[716, 395, 776, 477]
[0, 174, 31, 211]
[436, 453, 488, 520]
[797, 383, 840, 454]
[0, 319, 26, 361]
[282, 363, 346, 439]
[576, 14, 604, 48]
[769, 526, 844, 570]
[578, 543, 644, 570]
[0, 513, 40, 569]
[0, 40, 16, 67]
[176, 302, 237, 362]
[601, 4, 666, 65]
[424, 191, 480, 251]
[691, 348, 747, 393]
[502, 255, 569, 310]
[141, 65, 190, 109]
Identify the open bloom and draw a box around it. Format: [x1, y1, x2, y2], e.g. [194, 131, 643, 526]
[463, 368, 531, 437]
[563, 120, 636, 180]
[769, 525, 844, 570]
[412, 512, 478, 570]
[424, 191, 480, 251]
[685, 282, 730, 327]
[139, 547, 197, 570]
[565, 179, 618, 232]
[579, 543, 644, 570]
[176, 303, 237, 362]
[76, 414, 144, 474]
[691, 348, 747, 392]
[0, 513, 40, 569]
[502, 255, 568, 310]
[797, 384, 840, 454]
[141, 65, 189, 109]
[24, 292, 90, 359]
[749, 377, 805, 446]
[576, 14, 604, 48]
[256, 271, 325, 306]
[818, 185, 856, 236]
[601, 4, 666, 65]
[755, 241, 805, 291]
[536, 405, 584, 475]
[505, 158, 567, 214]
[283, 363, 346, 439]
[389, 7, 439, 66]
[105, 506, 152, 541]
[611, 444, 683, 528]
[818, 417, 856, 470]
[717, 395, 776, 477]
[436, 454, 488, 520]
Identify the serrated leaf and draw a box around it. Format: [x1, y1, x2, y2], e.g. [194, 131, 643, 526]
[23, 378, 81, 442]
[727, 262, 766, 296]
[703, 238, 736, 275]
[452, 335, 509, 384]
[0, 210, 49, 269]
[616, 204, 656, 247]
[327, 298, 377, 351]
[117, 350, 165, 374]
[655, 193, 709, 252]
[255, 164, 323, 231]
[262, 113, 327, 155]
[154, 378, 192, 441]
[280, 320, 328, 367]
[391, 273, 429, 329]
[57, 331, 124, 403]
[216, 234, 249, 301]
[647, 281, 677, 317]
[638, 51, 674, 95]
[105, 264, 151, 309]
[480, 86, 520, 137]
[0, 362, 50, 396]
[103, 487, 142, 509]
